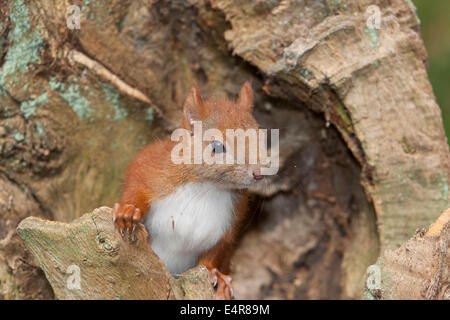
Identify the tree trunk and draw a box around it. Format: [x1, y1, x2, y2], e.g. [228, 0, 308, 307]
[0, 0, 448, 299]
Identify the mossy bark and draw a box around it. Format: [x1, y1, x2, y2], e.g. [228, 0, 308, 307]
[0, 0, 448, 299]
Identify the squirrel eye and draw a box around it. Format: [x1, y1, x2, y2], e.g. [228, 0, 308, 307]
[211, 140, 226, 154]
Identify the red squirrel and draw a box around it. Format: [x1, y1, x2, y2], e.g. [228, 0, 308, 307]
[113, 82, 263, 300]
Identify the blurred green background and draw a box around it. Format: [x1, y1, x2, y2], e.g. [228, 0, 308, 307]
[413, 0, 450, 144]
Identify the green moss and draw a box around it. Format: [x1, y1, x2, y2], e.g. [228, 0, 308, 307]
[297, 68, 314, 81]
[438, 175, 448, 201]
[13, 133, 24, 141]
[49, 77, 93, 120]
[145, 107, 154, 122]
[401, 136, 416, 154]
[101, 83, 128, 121]
[334, 102, 353, 131]
[0, 0, 44, 89]
[35, 122, 44, 135]
[364, 27, 380, 48]
[413, 1, 450, 146]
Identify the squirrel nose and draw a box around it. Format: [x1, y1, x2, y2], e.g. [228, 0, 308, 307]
[252, 168, 263, 180]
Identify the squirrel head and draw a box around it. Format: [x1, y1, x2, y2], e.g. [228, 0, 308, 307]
[178, 82, 266, 189]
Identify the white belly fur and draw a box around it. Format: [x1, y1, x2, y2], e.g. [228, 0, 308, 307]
[144, 182, 236, 275]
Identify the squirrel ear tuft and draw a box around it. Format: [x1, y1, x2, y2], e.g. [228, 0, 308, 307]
[183, 86, 205, 128]
[237, 81, 253, 112]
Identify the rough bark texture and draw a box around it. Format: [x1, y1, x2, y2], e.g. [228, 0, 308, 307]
[17, 206, 214, 299]
[366, 208, 449, 300]
[0, 0, 449, 299]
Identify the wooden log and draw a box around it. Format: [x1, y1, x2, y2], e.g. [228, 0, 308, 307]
[16, 207, 214, 300]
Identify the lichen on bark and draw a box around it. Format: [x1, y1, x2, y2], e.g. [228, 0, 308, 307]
[0, 0, 448, 300]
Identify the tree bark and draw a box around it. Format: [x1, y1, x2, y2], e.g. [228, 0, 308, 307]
[16, 206, 449, 300]
[366, 208, 449, 300]
[0, 0, 448, 299]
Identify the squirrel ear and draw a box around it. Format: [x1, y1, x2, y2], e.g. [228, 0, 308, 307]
[183, 86, 205, 128]
[237, 81, 253, 112]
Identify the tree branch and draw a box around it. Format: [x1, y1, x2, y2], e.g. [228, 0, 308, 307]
[16, 207, 214, 300]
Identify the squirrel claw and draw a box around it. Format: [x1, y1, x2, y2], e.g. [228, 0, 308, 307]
[209, 268, 234, 300]
[211, 273, 218, 287]
[113, 203, 143, 236]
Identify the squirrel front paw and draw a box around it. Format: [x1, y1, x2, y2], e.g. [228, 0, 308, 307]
[209, 268, 234, 300]
[112, 203, 143, 236]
